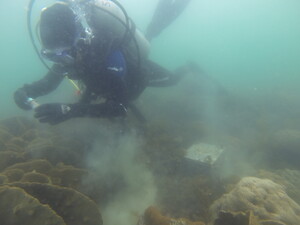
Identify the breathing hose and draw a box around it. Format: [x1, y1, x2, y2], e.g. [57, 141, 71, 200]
[27, 0, 54, 72]
[27, 0, 141, 73]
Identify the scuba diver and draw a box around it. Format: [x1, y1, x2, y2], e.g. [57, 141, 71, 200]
[14, 0, 195, 125]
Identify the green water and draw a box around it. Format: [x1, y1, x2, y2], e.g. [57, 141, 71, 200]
[1, 1, 300, 223]
[1, 0, 300, 119]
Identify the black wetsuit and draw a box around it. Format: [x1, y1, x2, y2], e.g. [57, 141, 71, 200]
[14, 0, 193, 123]
[15, 37, 187, 120]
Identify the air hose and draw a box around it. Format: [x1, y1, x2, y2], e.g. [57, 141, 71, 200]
[27, 0, 53, 72]
[27, 0, 141, 73]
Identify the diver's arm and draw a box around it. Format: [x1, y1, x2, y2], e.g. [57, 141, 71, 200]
[33, 71, 128, 125]
[33, 100, 127, 125]
[14, 64, 65, 110]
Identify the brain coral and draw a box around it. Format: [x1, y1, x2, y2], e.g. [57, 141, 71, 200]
[210, 177, 300, 225]
[0, 185, 66, 225]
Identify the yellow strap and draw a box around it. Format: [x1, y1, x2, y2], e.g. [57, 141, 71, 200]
[68, 79, 81, 91]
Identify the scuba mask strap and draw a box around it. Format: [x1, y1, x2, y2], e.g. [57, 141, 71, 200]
[27, 0, 94, 74]
[68, 0, 94, 46]
[60, 0, 94, 46]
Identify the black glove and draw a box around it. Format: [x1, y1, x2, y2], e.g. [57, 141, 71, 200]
[14, 89, 32, 110]
[34, 101, 127, 125]
[34, 103, 73, 125]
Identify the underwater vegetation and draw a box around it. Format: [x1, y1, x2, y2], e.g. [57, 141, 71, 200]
[0, 112, 300, 225]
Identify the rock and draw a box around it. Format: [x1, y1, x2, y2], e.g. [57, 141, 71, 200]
[0, 185, 66, 225]
[210, 177, 300, 225]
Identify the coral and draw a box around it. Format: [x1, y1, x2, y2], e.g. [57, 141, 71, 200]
[0, 151, 24, 171]
[260, 221, 286, 225]
[142, 206, 170, 225]
[5, 137, 28, 151]
[3, 159, 88, 190]
[2, 169, 24, 182]
[0, 185, 66, 225]
[0, 117, 35, 137]
[140, 206, 205, 225]
[212, 210, 259, 225]
[25, 137, 85, 166]
[210, 177, 300, 225]
[49, 163, 88, 189]
[0, 139, 5, 151]
[5, 143, 24, 153]
[25, 137, 56, 162]
[258, 169, 300, 205]
[154, 174, 221, 222]
[10, 182, 103, 225]
[0, 174, 8, 184]
[5, 159, 53, 174]
[21, 171, 51, 184]
[0, 116, 103, 225]
[0, 127, 13, 143]
[21, 129, 39, 142]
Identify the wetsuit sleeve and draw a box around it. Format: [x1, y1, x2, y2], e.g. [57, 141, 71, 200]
[14, 64, 65, 110]
[23, 64, 65, 97]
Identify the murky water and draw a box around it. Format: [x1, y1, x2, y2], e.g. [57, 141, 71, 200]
[1, 1, 300, 224]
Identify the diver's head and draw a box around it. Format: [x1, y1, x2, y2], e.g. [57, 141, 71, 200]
[40, 3, 77, 49]
[39, 3, 78, 65]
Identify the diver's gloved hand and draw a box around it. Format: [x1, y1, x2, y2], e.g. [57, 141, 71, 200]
[34, 103, 74, 125]
[34, 101, 128, 125]
[14, 89, 32, 110]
